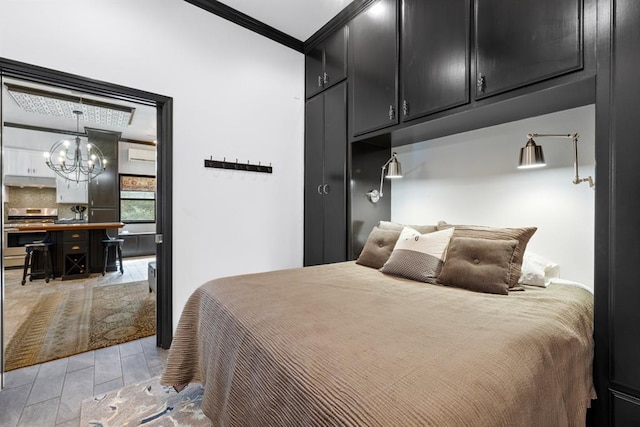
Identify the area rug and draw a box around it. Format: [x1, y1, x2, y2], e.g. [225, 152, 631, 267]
[4, 281, 155, 371]
[80, 375, 210, 426]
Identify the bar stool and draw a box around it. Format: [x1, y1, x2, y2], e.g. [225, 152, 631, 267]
[102, 237, 124, 276]
[21, 242, 54, 286]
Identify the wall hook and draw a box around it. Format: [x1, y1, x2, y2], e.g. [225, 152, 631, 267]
[204, 157, 273, 174]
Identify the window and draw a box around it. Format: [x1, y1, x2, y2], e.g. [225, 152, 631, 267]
[120, 174, 156, 223]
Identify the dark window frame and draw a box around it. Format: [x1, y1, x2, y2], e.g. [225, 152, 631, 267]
[119, 173, 156, 224]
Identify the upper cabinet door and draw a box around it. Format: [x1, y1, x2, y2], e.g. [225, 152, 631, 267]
[401, 0, 469, 122]
[351, 0, 398, 136]
[305, 45, 324, 99]
[475, 0, 582, 99]
[305, 27, 347, 99]
[322, 27, 347, 89]
[4, 147, 56, 178]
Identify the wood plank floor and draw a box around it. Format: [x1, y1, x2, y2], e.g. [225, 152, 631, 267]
[1, 256, 167, 426]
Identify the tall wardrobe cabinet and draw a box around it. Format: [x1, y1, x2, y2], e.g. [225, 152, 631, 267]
[304, 83, 347, 266]
[594, 0, 640, 424]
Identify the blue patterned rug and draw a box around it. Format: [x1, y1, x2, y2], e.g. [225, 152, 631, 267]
[80, 376, 210, 426]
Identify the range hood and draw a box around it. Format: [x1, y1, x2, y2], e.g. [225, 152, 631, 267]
[3, 175, 56, 188]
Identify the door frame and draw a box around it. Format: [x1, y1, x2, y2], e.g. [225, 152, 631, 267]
[0, 58, 174, 382]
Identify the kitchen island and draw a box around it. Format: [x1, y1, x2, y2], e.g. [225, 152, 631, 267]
[17, 222, 124, 280]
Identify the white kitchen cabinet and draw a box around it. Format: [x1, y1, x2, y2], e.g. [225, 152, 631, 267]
[56, 175, 88, 204]
[4, 147, 56, 178]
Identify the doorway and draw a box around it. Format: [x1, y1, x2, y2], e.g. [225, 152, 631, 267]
[0, 58, 173, 387]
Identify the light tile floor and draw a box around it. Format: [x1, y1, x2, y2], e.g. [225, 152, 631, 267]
[1, 256, 167, 426]
[0, 336, 168, 427]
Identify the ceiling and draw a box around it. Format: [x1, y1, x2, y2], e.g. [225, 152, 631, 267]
[2, 78, 158, 143]
[218, 0, 354, 41]
[2, 1, 354, 142]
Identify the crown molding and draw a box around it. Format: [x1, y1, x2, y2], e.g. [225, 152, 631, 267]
[184, 0, 304, 53]
[304, 0, 376, 51]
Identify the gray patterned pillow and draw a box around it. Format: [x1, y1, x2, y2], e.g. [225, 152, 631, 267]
[380, 227, 455, 283]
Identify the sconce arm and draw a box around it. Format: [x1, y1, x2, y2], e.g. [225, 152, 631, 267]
[367, 152, 399, 203]
[527, 132, 594, 188]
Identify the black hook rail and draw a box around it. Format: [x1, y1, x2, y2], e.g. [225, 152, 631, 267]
[204, 157, 273, 173]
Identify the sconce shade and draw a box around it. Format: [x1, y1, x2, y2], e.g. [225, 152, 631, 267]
[518, 138, 546, 169]
[386, 156, 402, 178]
[516, 132, 594, 188]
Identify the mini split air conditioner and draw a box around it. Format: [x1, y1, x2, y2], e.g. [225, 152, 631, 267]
[128, 148, 155, 162]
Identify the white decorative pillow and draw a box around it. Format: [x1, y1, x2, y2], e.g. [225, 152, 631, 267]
[518, 251, 559, 287]
[378, 220, 438, 235]
[380, 227, 455, 283]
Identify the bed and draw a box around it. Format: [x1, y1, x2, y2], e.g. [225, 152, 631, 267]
[161, 258, 595, 426]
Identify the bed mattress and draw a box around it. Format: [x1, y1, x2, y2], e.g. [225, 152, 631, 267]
[161, 261, 595, 426]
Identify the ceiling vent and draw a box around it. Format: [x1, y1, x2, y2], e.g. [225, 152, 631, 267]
[128, 148, 155, 162]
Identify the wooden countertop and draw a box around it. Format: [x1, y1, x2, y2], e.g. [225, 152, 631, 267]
[16, 222, 125, 231]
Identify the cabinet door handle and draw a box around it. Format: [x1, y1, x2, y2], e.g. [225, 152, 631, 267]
[317, 184, 323, 195]
[477, 73, 486, 93]
[323, 184, 330, 194]
[317, 75, 323, 88]
[323, 72, 329, 85]
[388, 105, 395, 121]
[402, 100, 409, 117]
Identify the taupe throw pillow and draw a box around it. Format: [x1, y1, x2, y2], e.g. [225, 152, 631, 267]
[356, 226, 401, 269]
[438, 237, 518, 295]
[437, 221, 536, 288]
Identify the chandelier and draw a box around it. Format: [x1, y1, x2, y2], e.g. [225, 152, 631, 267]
[44, 110, 107, 183]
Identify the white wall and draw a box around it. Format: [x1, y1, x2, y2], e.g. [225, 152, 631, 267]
[392, 105, 595, 288]
[0, 0, 305, 329]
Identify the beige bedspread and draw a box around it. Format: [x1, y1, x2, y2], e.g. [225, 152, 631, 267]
[161, 262, 595, 426]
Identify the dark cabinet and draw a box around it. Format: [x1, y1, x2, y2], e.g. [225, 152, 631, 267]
[87, 129, 120, 222]
[121, 233, 156, 258]
[305, 26, 347, 99]
[61, 230, 89, 279]
[400, 0, 469, 122]
[351, 0, 398, 136]
[304, 82, 347, 266]
[474, 0, 582, 99]
[594, 0, 640, 424]
[612, 392, 640, 426]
